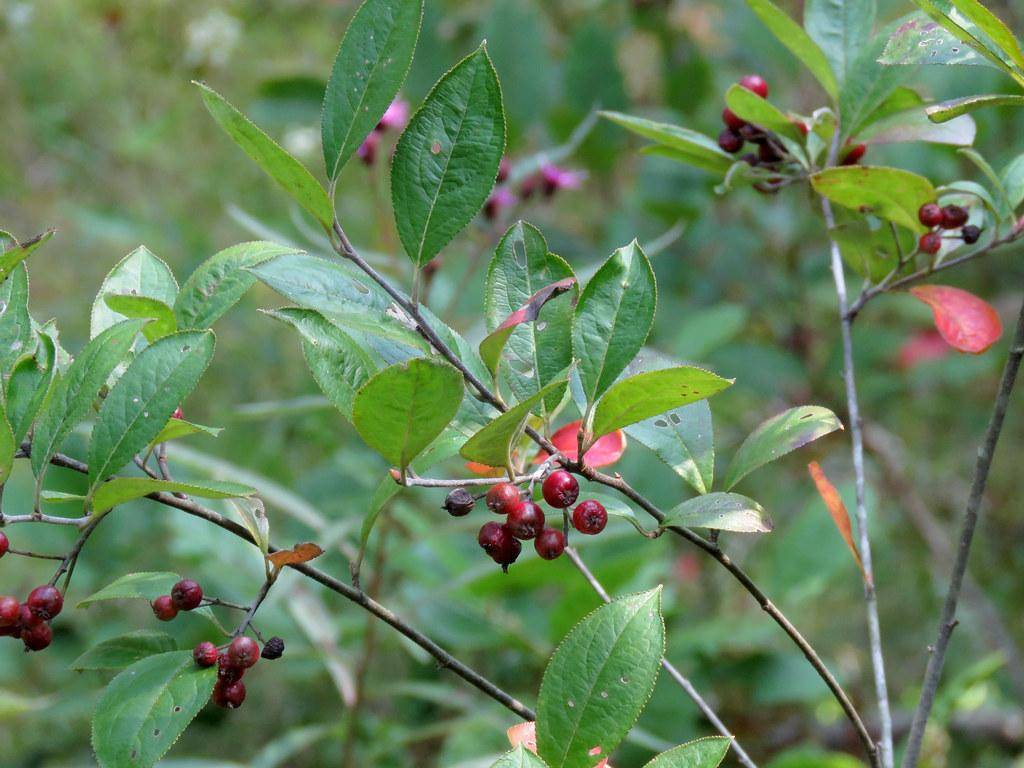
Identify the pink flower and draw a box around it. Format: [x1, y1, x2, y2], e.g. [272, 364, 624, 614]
[540, 163, 585, 195]
[377, 99, 410, 133]
[484, 186, 517, 220]
[357, 131, 380, 165]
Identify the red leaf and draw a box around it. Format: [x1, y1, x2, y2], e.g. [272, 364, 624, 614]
[897, 329, 951, 369]
[532, 420, 626, 468]
[909, 285, 1002, 354]
[807, 462, 869, 586]
[496, 277, 576, 332]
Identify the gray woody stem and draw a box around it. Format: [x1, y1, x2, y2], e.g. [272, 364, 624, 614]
[564, 547, 759, 768]
[901, 296, 1024, 768]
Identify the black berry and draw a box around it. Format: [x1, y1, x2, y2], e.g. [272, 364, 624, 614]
[717, 129, 743, 154]
[443, 488, 476, 517]
[485, 482, 521, 515]
[940, 205, 968, 229]
[227, 635, 260, 669]
[151, 595, 178, 622]
[506, 501, 546, 540]
[542, 471, 579, 508]
[919, 232, 943, 255]
[739, 74, 768, 98]
[261, 636, 285, 660]
[758, 141, 782, 163]
[535, 528, 566, 560]
[27, 585, 63, 620]
[193, 641, 219, 668]
[171, 579, 203, 611]
[572, 500, 608, 536]
[918, 203, 943, 227]
[961, 225, 981, 244]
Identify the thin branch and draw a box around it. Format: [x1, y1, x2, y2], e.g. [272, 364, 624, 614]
[901, 296, 1024, 768]
[6, 547, 65, 561]
[233, 577, 275, 638]
[564, 547, 759, 768]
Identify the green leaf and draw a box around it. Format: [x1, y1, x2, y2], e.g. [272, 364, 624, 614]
[264, 308, 376, 420]
[71, 631, 177, 672]
[229, 497, 270, 559]
[484, 221, 577, 417]
[321, 0, 424, 179]
[810, 166, 937, 232]
[879, 13, 994, 68]
[663, 492, 773, 533]
[829, 219, 907, 282]
[926, 94, 1024, 123]
[858, 106, 975, 146]
[195, 82, 335, 230]
[391, 44, 506, 266]
[627, 399, 714, 496]
[91, 477, 257, 516]
[352, 358, 464, 470]
[7, 332, 57, 445]
[1002, 152, 1024, 209]
[0, 229, 54, 283]
[725, 406, 843, 490]
[573, 241, 656, 405]
[723, 85, 803, 142]
[31, 320, 146, 479]
[536, 588, 665, 768]
[643, 737, 732, 768]
[744, 0, 839, 101]
[0, 264, 32, 376]
[599, 112, 733, 174]
[0, 409, 15, 485]
[92, 651, 217, 768]
[460, 379, 568, 467]
[491, 745, 550, 768]
[356, 474, 403, 572]
[88, 331, 216, 491]
[104, 295, 177, 342]
[79, 572, 184, 607]
[91, 246, 178, 340]
[946, 0, 1024, 72]
[175, 242, 297, 329]
[146, 418, 222, 451]
[958, 147, 1012, 217]
[590, 366, 732, 439]
[804, 0, 876, 83]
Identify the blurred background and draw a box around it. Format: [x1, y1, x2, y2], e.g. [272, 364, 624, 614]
[2, 1, 1024, 766]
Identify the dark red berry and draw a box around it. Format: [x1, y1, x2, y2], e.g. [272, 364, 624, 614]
[941, 204, 969, 229]
[497, 156, 511, 183]
[478, 521, 521, 569]
[261, 636, 285, 660]
[919, 232, 943, 255]
[0, 596, 18, 627]
[172, 406, 184, 420]
[193, 641, 219, 668]
[572, 500, 608, 536]
[217, 652, 244, 683]
[485, 482, 521, 515]
[841, 143, 867, 165]
[18, 604, 41, 629]
[22, 621, 52, 651]
[535, 528, 566, 560]
[506, 501, 546, 540]
[718, 129, 743, 154]
[227, 635, 260, 669]
[738, 123, 762, 142]
[492, 526, 521, 570]
[962, 225, 982, 244]
[918, 203, 943, 227]
[0, 624, 19, 638]
[739, 74, 768, 98]
[542, 471, 580, 509]
[443, 488, 476, 517]
[0, 531, 8, 558]
[151, 595, 178, 622]
[741, 152, 759, 166]
[758, 141, 782, 163]
[794, 120, 809, 136]
[722, 108, 746, 131]
[27, 585, 63, 620]
[171, 579, 203, 611]
[213, 679, 246, 709]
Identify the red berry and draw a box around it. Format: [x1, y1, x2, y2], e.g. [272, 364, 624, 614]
[739, 74, 768, 98]
[217, 652, 244, 683]
[172, 406, 184, 420]
[27, 585, 63, 620]
[506, 501, 546, 540]
[542, 471, 580, 508]
[572, 500, 608, 535]
[227, 635, 260, 669]
[171, 579, 203, 611]
[794, 120, 809, 136]
[0, 596, 18, 627]
[18, 604, 41, 629]
[918, 203, 943, 227]
[193, 641, 219, 668]
[213, 679, 246, 709]
[718, 129, 743, 154]
[477, 521, 521, 569]
[22, 621, 52, 651]
[919, 232, 943, 255]
[497, 156, 511, 183]
[535, 528, 566, 560]
[0, 531, 8, 558]
[485, 482, 521, 515]
[722, 108, 746, 131]
[841, 143, 867, 165]
[151, 595, 178, 622]
[941, 204, 968, 229]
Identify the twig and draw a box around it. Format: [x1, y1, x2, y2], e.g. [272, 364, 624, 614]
[564, 547, 759, 768]
[7, 547, 65, 561]
[233, 577, 275, 638]
[901, 296, 1024, 768]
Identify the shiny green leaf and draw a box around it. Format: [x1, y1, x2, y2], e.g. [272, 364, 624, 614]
[599, 111, 733, 174]
[91, 477, 257, 516]
[643, 737, 732, 768]
[804, 0, 875, 83]
[810, 166, 936, 231]
[91, 246, 178, 340]
[745, 0, 839, 100]
[663, 492, 773, 533]
[71, 631, 178, 672]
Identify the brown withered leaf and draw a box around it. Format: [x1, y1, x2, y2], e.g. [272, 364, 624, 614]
[807, 462, 870, 586]
[268, 542, 324, 568]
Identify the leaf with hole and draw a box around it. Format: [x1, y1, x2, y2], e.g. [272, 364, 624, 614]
[810, 166, 936, 232]
[879, 13, 994, 68]
[663, 492, 772, 533]
[909, 285, 1002, 354]
[71, 631, 178, 672]
[627, 399, 714, 496]
[460, 379, 567, 468]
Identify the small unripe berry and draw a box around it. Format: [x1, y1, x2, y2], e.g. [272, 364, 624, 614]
[151, 595, 178, 622]
[443, 488, 476, 517]
[194, 641, 219, 667]
[485, 482, 521, 515]
[535, 528, 566, 560]
[542, 471, 579, 509]
[739, 74, 768, 98]
[213, 679, 246, 709]
[261, 636, 286, 660]
[227, 635, 260, 669]
[940, 204, 968, 229]
[506, 501, 546, 540]
[962, 225, 982, 244]
[919, 232, 943, 255]
[0, 531, 8, 558]
[572, 500, 608, 536]
[0, 596, 19, 627]
[918, 203, 943, 227]
[171, 579, 203, 611]
[722, 108, 746, 131]
[717, 128, 743, 154]
[841, 143, 867, 165]
[27, 585, 63, 620]
[22, 621, 52, 651]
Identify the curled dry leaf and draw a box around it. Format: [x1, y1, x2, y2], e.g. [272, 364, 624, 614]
[268, 542, 324, 569]
[909, 285, 1002, 354]
[807, 462, 869, 586]
[533, 420, 626, 468]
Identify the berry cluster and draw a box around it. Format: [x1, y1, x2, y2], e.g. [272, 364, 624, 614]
[444, 471, 609, 571]
[0, 583, 64, 652]
[193, 633, 284, 709]
[151, 578, 204, 621]
[917, 203, 980, 254]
